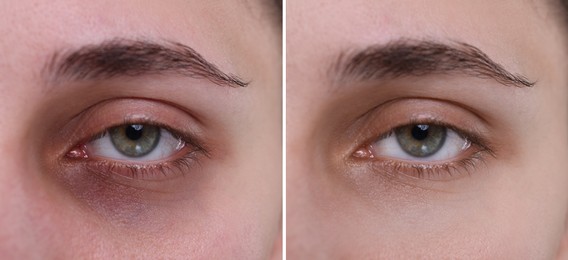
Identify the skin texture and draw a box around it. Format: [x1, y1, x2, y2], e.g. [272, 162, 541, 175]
[0, 0, 281, 259]
[287, 0, 568, 259]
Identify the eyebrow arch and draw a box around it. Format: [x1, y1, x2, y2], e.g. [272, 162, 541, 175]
[331, 39, 535, 88]
[44, 38, 248, 88]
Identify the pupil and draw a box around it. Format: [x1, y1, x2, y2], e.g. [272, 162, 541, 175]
[411, 125, 429, 140]
[125, 125, 144, 140]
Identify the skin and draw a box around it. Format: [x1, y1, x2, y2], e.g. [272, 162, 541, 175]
[287, 0, 568, 259]
[0, 0, 281, 259]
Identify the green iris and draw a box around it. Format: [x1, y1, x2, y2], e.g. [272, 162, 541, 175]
[395, 124, 446, 157]
[110, 124, 160, 157]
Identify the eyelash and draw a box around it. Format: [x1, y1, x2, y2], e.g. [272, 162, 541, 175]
[374, 149, 489, 180]
[359, 118, 495, 180]
[68, 119, 208, 180]
[84, 152, 200, 180]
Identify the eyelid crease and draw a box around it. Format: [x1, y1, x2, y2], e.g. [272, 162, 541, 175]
[352, 96, 493, 129]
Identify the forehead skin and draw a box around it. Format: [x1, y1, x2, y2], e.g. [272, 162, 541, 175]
[0, 0, 278, 81]
[287, 0, 568, 258]
[288, 0, 566, 88]
[0, 0, 281, 259]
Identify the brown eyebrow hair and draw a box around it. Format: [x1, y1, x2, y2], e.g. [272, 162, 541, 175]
[44, 39, 248, 88]
[331, 39, 535, 88]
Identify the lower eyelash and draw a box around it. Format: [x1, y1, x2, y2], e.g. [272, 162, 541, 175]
[371, 148, 494, 181]
[84, 151, 203, 181]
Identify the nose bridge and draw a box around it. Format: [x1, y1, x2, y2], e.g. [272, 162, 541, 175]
[286, 119, 315, 176]
[0, 139, 42, 257]
[0, 126, 67, 258]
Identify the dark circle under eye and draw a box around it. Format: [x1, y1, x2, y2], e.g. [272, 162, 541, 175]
[395, 124, 446, 157]
[110, 124, 161, 157]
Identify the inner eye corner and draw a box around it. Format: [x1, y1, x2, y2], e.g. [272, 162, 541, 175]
[65, 143, 89, 160]
[348, 142, 376, 162]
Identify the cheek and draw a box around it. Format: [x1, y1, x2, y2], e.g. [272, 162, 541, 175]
[191, 194, 272, 259]
[290, 160, 566, 258]
[319, 197, 556, 258]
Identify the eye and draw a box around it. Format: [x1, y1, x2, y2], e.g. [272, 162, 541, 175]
[347, 99, 496, 181]
[59, 99, 210, 183]
[370, 124, 471, 162]
[65, 120, 206, 180]
[351, 120, 493, 180]
[88, 124, 186, 162]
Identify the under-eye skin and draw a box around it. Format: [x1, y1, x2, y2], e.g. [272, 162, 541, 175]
[352, 119, 494, 180]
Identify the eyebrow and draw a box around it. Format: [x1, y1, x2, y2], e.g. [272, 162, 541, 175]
[331, 39, 535, 88]
[44, 39, 248, 87]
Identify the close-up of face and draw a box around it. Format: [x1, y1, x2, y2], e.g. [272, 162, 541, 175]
[0, 0, 281, 259]
[287, 0, 568, 259]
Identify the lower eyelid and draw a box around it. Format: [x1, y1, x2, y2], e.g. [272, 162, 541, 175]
[364, 146, 491, 182]
[82, 149, 200, 181]
[50, 160, 202, 228]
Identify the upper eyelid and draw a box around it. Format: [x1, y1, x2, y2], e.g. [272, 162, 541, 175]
[353, 96, 491, 127]
[56, 98, 209, 159]
[349, 97, 491, 139]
